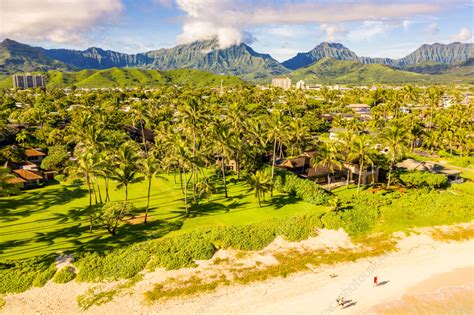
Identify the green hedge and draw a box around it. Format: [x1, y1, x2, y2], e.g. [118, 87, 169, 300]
[273, 169, 330, 205]
[399, 171, 447, 189]
[75, 212, 325, 283]
[52, 266, 76, 284]
[0, 255, 56, 294]
[0, 212, 325, 293]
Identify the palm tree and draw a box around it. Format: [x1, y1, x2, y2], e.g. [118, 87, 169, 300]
[381, 121, 409, 187]
[140, 153, 159, 223]
[337, 130, 356, 186]
[267, 110, 286, 193]
[213, 122, 234, 198]
[311, 141, 342, 185]
[352, 135, 377, 194]
[66, 150, 96, 231]
[110, 143, 144, 201]
[247, 170, 273, 207]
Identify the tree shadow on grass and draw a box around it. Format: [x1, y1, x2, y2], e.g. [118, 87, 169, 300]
[269, 194, 301, 210]
[0, 202, 184, 260]
[0, 185, 87, 223]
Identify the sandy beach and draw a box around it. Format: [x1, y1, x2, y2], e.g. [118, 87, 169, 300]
[2, 226, 474, 315]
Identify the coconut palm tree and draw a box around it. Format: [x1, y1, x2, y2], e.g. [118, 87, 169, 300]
[140, 153, 160, 223]
[381, 121, 409, 187]
[110, 143, 144, 201]
[311, 141, 342, 185]
[352, 135, 377, 194]
[247, 170, 273, 207]
[213, 122, 234, 198]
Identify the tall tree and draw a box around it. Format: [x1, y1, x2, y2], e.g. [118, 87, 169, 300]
[381, 121, 409, 187]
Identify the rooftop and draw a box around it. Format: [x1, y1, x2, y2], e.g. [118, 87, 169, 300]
[24, 148, 46, 157]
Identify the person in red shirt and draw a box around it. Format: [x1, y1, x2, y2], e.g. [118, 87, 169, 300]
[374, 276, 378, 287]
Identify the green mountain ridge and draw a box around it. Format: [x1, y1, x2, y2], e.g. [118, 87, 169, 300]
[283, 42, 473, 72]
[0, 68, 245, 89]
[288, 57, 474, 85]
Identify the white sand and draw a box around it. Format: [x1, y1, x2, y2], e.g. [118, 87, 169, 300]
[2, 226, 473, 315]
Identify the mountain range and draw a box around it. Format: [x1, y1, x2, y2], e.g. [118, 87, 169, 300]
[0, 38, 472, 84]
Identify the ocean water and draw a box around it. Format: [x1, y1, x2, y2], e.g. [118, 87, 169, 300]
[369, 284, 474, 314]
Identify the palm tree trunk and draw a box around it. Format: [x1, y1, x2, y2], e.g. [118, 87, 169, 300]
[125, 184, 128, 201]
[96, 179, 103, 204]
[236, 151, 240, 181]
[221, 157, 228, 198]
[271, 137, 277, 197]
[86, 176, 93, 232]
[357, 162, 364, 194]
[387, 158, 394, 188]
[105, 177, 110, 202]
[183, 168, 189, 217]
[93, 184, 98, 205]
[145, 177, 151, 223]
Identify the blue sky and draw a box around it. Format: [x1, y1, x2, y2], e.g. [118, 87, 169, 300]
[1, 0, 472, 61]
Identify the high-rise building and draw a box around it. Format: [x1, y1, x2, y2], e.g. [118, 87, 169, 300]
[271, 77, 292, 90]
[12, 75, 46, 89]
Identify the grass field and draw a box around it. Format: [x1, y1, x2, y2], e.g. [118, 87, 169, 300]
[0, 174, 324, 261]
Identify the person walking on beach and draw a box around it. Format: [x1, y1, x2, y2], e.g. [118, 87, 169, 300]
[337, 295, 345, 308]
[373, 276, 378, 287]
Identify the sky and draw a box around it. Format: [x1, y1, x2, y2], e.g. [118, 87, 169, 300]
[0, 0, 473, 62]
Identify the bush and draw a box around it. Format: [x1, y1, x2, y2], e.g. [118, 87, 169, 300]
[146, 230, 216, 270]
[0, 255, 56, 294]
[75, 247, 150, 282]
[52, 266, 76, 284]
[399, 171, 447, 189]
[273, 169, 330, 205]
[54, 174, 66, 182]
[41, 145, 69, 171]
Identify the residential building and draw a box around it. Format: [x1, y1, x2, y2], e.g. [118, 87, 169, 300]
[12, 75, 46, 89]
[24, 148, 46, 164]
[347, 104, 371, 115]
[271, 77, 292, 90]
[295, 80, 305, 89]
[278, 151, 379, 185]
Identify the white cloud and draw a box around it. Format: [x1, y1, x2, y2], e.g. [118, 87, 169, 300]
[0, 0, 123, 45]
[320, 24, 346, 42]
[347, 21, 392, 41]
[174, 0, 442, 48]
[424, 22, 440, 35]
[451, 27, 473, 42]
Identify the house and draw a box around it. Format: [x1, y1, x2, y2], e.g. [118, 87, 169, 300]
[347, 104, 371, 115]
[278, 151, 379, 185]
[12, 169, 44, 187]
[396, 159, 462, 183]
[24, 148, 46, 164]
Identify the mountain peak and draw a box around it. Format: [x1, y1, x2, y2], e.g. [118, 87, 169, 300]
[282, 41, 357, 70]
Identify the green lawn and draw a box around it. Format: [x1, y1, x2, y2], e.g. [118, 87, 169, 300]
[0, 174, 325, 261]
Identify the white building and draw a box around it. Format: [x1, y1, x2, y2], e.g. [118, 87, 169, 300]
[295, 80, 305, 89]
[271, 77, 292, 90]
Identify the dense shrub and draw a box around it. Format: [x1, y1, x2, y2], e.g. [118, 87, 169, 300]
[41, 145, 69, 171]
[52, 266, 76, 284]
[0, 255, 56, 294]
[145, 231, 216, 270]
[76, 212, 325, 281]
[273, 169, 330, 205]
[54, 174, 66, 182]
[75, 247, 150, 282]
[399, 171, 447, 189]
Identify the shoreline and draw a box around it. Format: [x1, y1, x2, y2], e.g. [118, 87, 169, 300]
[2, 227, 474, 314]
